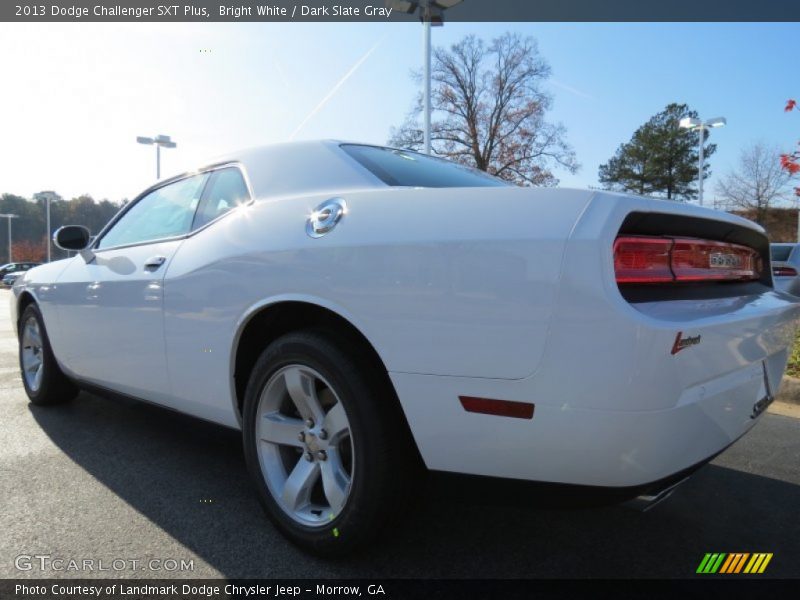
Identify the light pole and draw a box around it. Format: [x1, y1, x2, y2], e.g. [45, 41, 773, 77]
[0, 214, 19, 263]
[424, 15, 431, 154]
[679, 116, 727, 207]
[136, 134, 177, 179]
[34, 192, 57, 262]
[387, 0, 463, 154]
[46, 196, 51, 262]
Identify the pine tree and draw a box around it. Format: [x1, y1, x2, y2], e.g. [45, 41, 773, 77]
[598, 103, 716, 200]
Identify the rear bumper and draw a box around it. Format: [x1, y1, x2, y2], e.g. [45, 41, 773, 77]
[392, 359, 773, 487]
[390, 289, 800, 488]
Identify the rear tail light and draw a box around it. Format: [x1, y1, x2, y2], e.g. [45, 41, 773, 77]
[613, 237, 673, 283]
[773, 266, 798, 277]
[614, 236, 762, 284]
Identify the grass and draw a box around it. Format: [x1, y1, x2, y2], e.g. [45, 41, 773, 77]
[787, 329, 800, 378]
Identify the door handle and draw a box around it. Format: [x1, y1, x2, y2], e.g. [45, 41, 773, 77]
[144, 255, 167, 269]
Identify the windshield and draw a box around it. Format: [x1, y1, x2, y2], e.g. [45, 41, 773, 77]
[341, 144, 510, 188]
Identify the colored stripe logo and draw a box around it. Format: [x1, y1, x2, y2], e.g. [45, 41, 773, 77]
[697, 553, 773, 574]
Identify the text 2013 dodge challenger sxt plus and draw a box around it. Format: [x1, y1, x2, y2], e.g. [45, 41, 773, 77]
[12, 141, 800, 554]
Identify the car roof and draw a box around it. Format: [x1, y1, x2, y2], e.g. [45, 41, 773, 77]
[162, 140, 385, 200]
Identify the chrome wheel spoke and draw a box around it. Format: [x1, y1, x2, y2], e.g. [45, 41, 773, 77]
[320, 456, 350, 512]
[259, 413, 305, 447]
[32, 364, 43, 391]
[322, 402, 349, 440]
[281, 456, 320, 511]
[283, 367, 325, 425]
[28, 327, 42, 348]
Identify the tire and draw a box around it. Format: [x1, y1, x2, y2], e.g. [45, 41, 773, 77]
[242, 329, 417, 555]
[18, 303, 79, 406]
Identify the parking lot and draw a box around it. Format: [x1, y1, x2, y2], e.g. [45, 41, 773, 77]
[1, 288, 799, 579]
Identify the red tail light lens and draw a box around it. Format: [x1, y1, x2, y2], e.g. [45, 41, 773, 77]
[613, 237, 673, 283]
[774, 266, 798, 277]
[614, 236, 762, 284]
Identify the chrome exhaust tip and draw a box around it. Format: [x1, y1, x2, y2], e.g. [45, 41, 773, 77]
[624, 476, 690, 512]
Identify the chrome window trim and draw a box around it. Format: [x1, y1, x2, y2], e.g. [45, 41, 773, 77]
[92, 162, 255, 254]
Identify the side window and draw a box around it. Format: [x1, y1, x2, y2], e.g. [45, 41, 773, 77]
[192, 168, 250, 231]
[97, 173, 209, 249]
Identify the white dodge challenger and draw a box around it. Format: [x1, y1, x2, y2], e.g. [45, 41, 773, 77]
[12, 141, 800, 554]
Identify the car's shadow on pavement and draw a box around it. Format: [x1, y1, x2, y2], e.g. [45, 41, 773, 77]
[30, 390, 800, 578]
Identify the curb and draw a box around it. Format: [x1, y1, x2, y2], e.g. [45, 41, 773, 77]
[776, 375, 800, 406]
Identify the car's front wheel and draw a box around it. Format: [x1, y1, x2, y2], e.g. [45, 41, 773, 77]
[18, 304, 78, 405]
[242, 330, 416, 555]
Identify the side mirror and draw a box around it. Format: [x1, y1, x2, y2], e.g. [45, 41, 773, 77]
[53, 225, 91, 251]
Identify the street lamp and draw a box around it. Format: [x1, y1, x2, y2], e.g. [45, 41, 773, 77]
[33, 192, 59, 263]
[679, 116, 727, 207]
[387, 0, 464, 154]
[0, 214, 19, 263]
[136, 134, 177, 179]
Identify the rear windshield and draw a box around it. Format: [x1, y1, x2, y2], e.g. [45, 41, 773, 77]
[341, 144, 510, 188]
[771, 245, 795, 261]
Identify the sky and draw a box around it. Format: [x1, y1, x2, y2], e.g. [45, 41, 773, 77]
[0, 21, 798, 204]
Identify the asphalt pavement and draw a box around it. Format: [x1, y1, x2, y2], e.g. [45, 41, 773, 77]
[1, 289, 799, 579]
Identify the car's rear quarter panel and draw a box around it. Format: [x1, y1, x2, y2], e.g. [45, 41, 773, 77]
[161, 186, 594, 426]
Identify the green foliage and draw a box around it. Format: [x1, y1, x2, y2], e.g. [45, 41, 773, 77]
[0, 191, 121, 263]
[598, 103, 716, 200]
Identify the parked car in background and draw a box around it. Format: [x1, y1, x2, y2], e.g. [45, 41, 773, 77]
[770, 243, 800, 296]
[10, 141, 800, 555]
[3, 271, 27, 287]
[0, 262, 40, 282]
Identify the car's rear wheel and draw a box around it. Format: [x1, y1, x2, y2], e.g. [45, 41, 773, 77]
[242, 330, 416, 555]
[18, 304, 78, 405]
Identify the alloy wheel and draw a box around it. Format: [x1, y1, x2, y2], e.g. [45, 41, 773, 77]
[255, 364, 355, 527]
[21, 316, 44, 393]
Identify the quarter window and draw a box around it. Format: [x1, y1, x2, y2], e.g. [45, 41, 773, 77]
[341, 144, 510, 188]
[192, 168, 250, 230]
[97, 173, 209, 249]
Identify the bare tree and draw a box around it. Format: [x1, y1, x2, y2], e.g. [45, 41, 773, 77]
[715, 143, 794, 225]
[389, 32, 578, 186]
